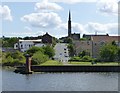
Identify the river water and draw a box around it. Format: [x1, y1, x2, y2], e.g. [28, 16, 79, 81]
[1, 69, 119, 91]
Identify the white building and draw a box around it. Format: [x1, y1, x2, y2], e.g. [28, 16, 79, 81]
[14, 39, 45, 52]
[54, 43, 69, 62]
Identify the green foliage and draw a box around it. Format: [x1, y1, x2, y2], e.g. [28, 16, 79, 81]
[0, 38, 2, 47]
[6, 56, 14, 63]
[40, 60, 63, 66]
[0, 50, 2, 58]
[69, 57, 82, 62]
[111, 41, 117, 46]
[2, 37, 19, 47]
[78, 50, 90, 57]
[82, 56, 93, 62]
[69, 56, 94, 62]
[116, 47, 120, 61]
[99, 44, 118, 62]
[26, 46, 44, 56]
[2, 51, 25, 66]
[32, 51, 49, 65]
[43, 45, 55, 58]
[80, 38, 87, 41]
[67, 44, 74, 57]
[64, 37, 73, 44]
[52, 37, 59, 47]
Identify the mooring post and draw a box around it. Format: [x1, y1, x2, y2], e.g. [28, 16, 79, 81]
[25, 54, 32, 74]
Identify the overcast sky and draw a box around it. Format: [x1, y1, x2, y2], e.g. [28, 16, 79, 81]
[0, 0, 119, 38]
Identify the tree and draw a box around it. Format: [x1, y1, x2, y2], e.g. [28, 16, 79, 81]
[11, 51, 25, 61]
[79, 50, 86, 57]
[99, 44, 117, 62]
[32, 51, 49, 65]
[43, 45, 55, 58]
[2, 37, 19, 47]
[67, 44, 74, 57]
[111, 41, 117, 46]
[79, 50, 90, 57]
[64, 37, 73, 44]
[26, 46, 44, 56]
[116, 47, 120, 62]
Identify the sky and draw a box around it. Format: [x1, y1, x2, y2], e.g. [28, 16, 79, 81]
[0, 0, 119, 38]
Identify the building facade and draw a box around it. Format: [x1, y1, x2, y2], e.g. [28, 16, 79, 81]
[73, 35, 120, 58]
[73, 40, 92, 57]
[42, 32, 53, 44]
[91, 36, 120, 58]
[14, 39, 45, 52]
[54, 43, 69, 62]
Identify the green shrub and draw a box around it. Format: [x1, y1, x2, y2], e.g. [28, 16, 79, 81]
[43, 45, 55, 58]
[69, 57, 82, 62]
[82, 56, 93, 62]
[69, 56, 94, 62]
[32, 51, 49, 65]
[26, 46, 44, 56]
[2, 51, 25, 66]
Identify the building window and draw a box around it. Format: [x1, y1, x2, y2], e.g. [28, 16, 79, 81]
[21, 45, 23, 48]
[64, 48, 66, 50]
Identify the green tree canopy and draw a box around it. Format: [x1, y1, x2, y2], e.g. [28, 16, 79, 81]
[2, 37, 19, 47]
[78, 50, 90, 57]
[99, 44, 117, 62]
[26, 46, 44, 56]
[32, 51, 49, 65]
[43, 45, 55, 58]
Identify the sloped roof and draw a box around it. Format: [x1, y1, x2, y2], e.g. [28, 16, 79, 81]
[91, 36, 120, 42]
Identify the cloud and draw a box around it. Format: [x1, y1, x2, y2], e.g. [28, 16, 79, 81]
[97, 0, 118, 16]
[21, 12, 62, 28]
[57, 22, 118, 37]
[85, 22, 118, 34]
[3, 30, 46, 37]
[0, 5, 12, 21]
[49, 0, 97, 4]
[24, 26, 32, 31]
[35, 0, 63, 12]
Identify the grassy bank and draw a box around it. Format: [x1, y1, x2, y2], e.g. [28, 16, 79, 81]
[68, 61, 119, 66]
[40, 60, 63, 66]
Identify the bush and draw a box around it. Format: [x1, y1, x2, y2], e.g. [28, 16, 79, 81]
[69, 56, 95, 62]
[69, 57, 82, 62]
[43, 45, 55, 58]
[99, 44, 118, 62]
[82, 56, 93, 62]
[26, 46, 44, 56]
[32, 51, 49, 65]
[2, 51, 25, 66]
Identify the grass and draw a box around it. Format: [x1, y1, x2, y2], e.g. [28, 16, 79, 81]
[40, 60, 63, 66]
[68, 61, 119, 66]
[40, 60, 119, 66]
